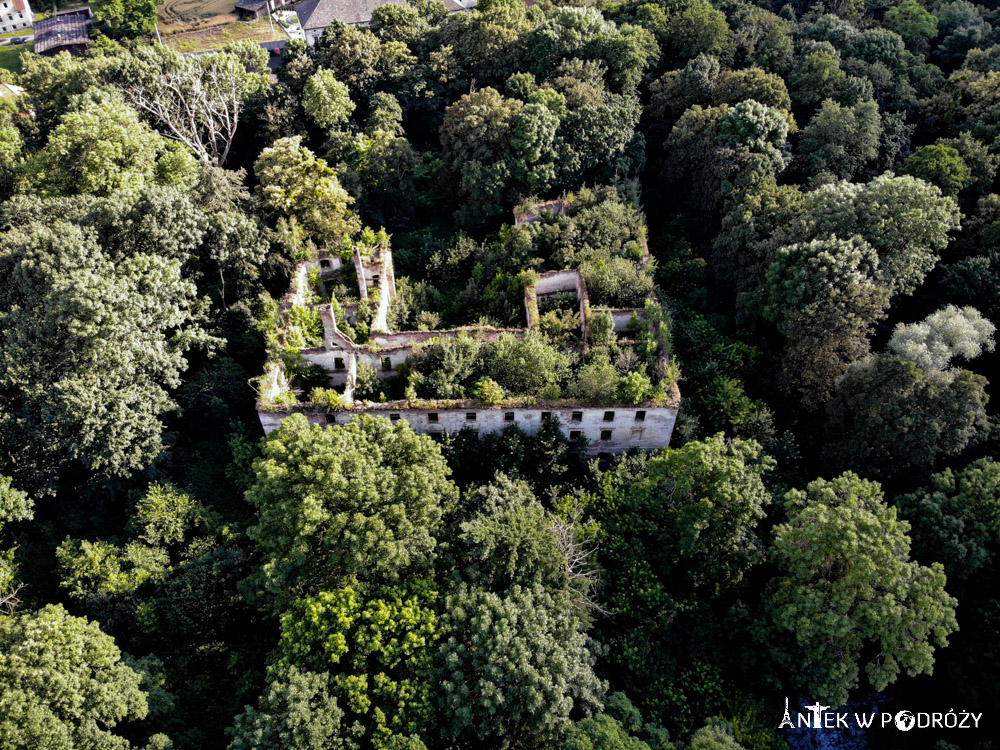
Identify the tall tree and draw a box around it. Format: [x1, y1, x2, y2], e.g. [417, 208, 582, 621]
[254, 136, 360, 250]
[437, 583, 604, 749]
[824, 306, 994, 479]
[118, 47, 269, 166]
[0, 604, 149, 749]
[229, 667, 343, 750]
[767, 473, 958, 706]
[896, 458, 1000, 586]
[276, 584, 439, 746]
[0, 221, 211, 492]
[28, 89, 165, 197]
[92, 0, 158, 38]
[246, 414, 457, 610]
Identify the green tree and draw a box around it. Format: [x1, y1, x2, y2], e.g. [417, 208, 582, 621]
[437, 583, 604, 748]
[764, 236, 890, 406]
[0, 476, 30, 531]
[29, 89, 164, 196]
[0, 604, 149, 749]
[458, 475, 568, 593]
[767, 473, 958, 705]
[824, 306, 994, 478]
[896, 458, 1000, 585]
[276, 585, 438, 747]
[246, 414, 457, 609]
[595, 434, 773, 596]
[229, 667, 344, 750]
[796, 99, 881, 182]
[93, 0, 157, 37]
[666, 100, 790, 216]
[565, 693, 675, 750]
[885, 0, 938, 52]
[0, 222, 210, 492]
[570, 351, 621, 405]
[688, 718, 745, 750]
[775, 175, 961, 296]
[479, 332, 574, 397]
[303, 69, 356, 130]
[788, 44, 847, 108]
[899, 144, 973, 197]
[254, 136, 361, 249]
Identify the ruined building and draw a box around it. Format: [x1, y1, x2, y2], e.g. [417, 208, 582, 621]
[257, 206, 680, 453]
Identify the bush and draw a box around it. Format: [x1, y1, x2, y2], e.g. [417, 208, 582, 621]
[589, 312, 616, 346]
[569, 351, 620, 405]
[479, 332, 574, 396]
[617, 371, 653, 404]
[353, 363, 380, 400]
[310, 387, 346, 410]
[472, 377, 505, 405]
[582, 257, 654, 307]
[539, 309, 581, 345]
[282, 351, 330, 393]
[285, 305, 324, 348]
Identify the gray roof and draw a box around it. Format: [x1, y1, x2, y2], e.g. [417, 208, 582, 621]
[297, 0, 414, 28]
[34, 8, 92, 54]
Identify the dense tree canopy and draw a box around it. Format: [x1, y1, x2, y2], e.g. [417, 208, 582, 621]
[246, 414, 456, 609]
[1, 0, 1000, 745]
[767, 473, 958, 705]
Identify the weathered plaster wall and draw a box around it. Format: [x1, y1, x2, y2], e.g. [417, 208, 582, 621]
[259, 404, 678, 454]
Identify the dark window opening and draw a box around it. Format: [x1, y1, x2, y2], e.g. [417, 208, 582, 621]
[571, 411, 583, 423]
[541, 411, 551, 421]
[334, 357, 345, 370]
[570, 430, 582, 439]
[635, 410, 646, 422]
[319, 259, 331, 269]
[466, 412, 477, 421]
[504, 412, 515, 422]
[428, 413, 439, 423]
[326, 414, 336, 423]
[600, 429, 612, 441]
[389, 413, 400, 421]
[604, 411, 615, 422]
[382, 357, 392, 371]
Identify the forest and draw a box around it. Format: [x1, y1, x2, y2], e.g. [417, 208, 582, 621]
[1, 0, 999, 747]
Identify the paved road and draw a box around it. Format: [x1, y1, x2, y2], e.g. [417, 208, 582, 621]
[0, 34, 33, 47]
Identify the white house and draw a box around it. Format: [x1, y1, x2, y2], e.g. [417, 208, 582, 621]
[0, 0, 32, 34]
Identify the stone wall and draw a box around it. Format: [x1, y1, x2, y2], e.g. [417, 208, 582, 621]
[258, 403, 678, 454]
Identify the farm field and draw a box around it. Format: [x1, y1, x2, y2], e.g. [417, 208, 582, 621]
[161, 18, 282, 53]
[159, 0, 243, 34]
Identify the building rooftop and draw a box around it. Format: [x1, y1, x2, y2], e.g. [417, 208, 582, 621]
[296, 0, 409, 28]
[33, 8, 92, 55]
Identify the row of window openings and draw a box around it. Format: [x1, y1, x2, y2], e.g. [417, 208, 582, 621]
[333, 406, 647, 423]
[395, 410, 646, 423]
[375, 414, 643, 442]
[332, 357, 393, 371]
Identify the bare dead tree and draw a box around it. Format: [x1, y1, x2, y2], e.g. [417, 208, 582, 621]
[120, 52, 265, 166]
[548, 501, 612, 618]
[0, 579, 24, 616]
